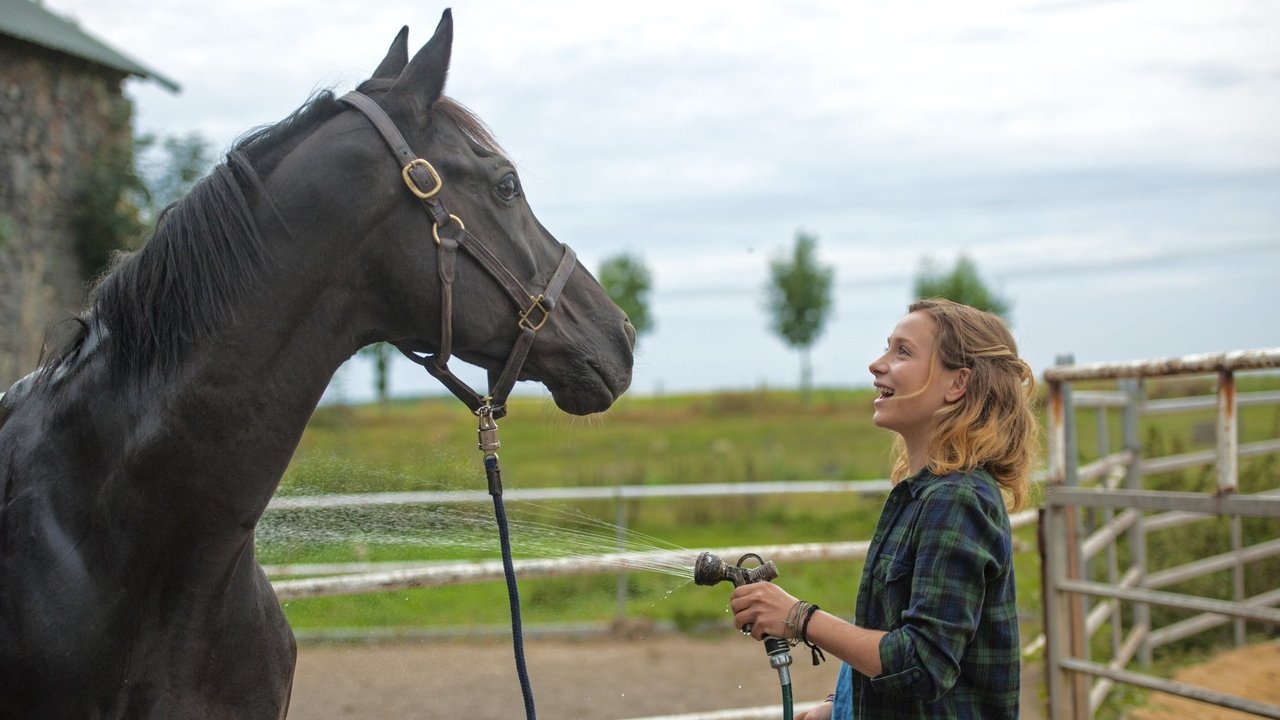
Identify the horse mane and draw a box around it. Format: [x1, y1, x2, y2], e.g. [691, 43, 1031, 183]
[83, 160, 272, 383]
[36, 84, 501, 386]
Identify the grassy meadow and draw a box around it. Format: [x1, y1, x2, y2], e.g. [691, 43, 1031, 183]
[264, 388, 915, 635]
[262, 377, 1280, 652]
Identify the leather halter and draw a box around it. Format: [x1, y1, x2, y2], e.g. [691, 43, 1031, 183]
[337, 91, 577, 420]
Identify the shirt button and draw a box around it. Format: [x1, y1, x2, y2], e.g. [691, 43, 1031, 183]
[873, 535, 881, 543]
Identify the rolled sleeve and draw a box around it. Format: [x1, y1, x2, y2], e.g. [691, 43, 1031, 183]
[872, 628, 935, 696]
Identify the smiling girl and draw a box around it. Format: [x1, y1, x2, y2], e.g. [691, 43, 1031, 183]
[730, 298, 1039, 719]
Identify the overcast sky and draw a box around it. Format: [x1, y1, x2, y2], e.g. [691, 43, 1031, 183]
[46, 0, 1280, 401]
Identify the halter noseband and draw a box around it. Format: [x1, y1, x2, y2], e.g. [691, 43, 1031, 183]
[337, 91, 577, 420]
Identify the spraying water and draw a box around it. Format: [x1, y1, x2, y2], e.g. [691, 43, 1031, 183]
[258, 497, 699, 579]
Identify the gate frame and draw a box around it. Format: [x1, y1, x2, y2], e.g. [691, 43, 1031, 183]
[1041, 347, 1280, 719]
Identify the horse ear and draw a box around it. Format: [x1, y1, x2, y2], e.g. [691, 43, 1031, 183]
[390, 9, 452, 105]
[371, 26, 410, 79]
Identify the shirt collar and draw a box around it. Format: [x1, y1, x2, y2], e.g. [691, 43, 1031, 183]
[899, 466, 994, 499]
[897, 467, 936, 499]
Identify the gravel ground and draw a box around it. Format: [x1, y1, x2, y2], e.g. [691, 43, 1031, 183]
[287, 631, 1052, 719]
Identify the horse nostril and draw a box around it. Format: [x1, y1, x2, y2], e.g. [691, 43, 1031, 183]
[622, 318, 637, 349]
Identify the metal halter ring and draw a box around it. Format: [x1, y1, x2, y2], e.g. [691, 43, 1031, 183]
[431, 214, 465, 245]
[402, 158, 443, 200]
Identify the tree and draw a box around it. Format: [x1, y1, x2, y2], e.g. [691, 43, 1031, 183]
[72, 140, 147, 279]
[135, 131, 213, 224]
[73, 131, 216, 280]
[913, 254, 1011, 319]
[598, 252, 654, 343]
[766, 231, 834, 396]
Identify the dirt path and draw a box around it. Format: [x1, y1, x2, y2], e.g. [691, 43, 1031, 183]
[288, 632, 1047, 719]
[1130, 641, 1280, 720]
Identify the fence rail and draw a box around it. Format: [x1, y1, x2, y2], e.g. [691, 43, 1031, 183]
[265, 478, 895, 511]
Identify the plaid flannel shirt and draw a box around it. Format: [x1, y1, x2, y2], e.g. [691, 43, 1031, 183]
[832, 467, 1020, 719]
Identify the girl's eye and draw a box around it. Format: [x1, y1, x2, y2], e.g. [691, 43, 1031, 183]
[495, 173, 521, 201]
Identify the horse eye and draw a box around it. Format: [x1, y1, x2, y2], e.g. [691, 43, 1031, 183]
[495, 173, 521, 201]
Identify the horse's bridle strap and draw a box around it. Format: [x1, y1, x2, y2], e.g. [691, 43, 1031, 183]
[338, 91, 577, 417]
[338, 92, 440, 198]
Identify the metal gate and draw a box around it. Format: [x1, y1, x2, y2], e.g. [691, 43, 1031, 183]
[1041, 347, 1280, 719]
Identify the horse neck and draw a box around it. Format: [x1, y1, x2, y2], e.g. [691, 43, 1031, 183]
[83, 222, 363, 529]
[156, 269, 360, 519]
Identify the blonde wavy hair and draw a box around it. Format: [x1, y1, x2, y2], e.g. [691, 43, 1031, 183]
[889, 298, 1039, 512]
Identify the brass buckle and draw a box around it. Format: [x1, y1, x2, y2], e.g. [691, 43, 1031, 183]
[431, 214, 465, 245]
[519, 295, 550, 331]
[402, 158, 443, 200]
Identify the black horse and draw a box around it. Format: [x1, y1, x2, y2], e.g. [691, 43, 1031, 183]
[0, 11, 633, 718]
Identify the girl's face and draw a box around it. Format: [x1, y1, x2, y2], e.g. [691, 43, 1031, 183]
[868, 311, 967, 447]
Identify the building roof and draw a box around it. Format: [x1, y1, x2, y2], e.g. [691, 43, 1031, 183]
[0, 0, 179, 92]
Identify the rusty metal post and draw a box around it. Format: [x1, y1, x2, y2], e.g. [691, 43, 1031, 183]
[1056, 354, 1093, 682]
[1218, 369, 1239, 495]
[1217, 370, 1245, 646]
[1044, 376, 1068, 720]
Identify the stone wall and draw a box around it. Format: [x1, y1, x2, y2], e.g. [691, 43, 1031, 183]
[0, 37, 133, 388]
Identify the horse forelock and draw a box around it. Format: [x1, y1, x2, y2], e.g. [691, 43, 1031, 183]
[434, 97, 505, 159]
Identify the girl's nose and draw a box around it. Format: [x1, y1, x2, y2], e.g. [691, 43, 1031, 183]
[869, 355, 886, 377]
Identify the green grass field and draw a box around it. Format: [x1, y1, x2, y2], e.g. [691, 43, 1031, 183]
[266, 388, 909, 634]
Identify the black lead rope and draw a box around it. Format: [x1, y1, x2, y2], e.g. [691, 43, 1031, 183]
[479, 409, 537, 720]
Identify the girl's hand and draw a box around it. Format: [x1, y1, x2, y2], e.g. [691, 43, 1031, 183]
[795, 700, 834, 720]
[728, 581, 800, 640]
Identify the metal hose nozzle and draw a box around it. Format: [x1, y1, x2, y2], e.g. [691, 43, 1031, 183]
[693, 551, 779, 588]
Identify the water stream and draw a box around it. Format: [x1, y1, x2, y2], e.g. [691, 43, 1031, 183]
[257, 497, 700, 580]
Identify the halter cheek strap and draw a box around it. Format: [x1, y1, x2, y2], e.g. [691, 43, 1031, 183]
[337, 91, 577, 419]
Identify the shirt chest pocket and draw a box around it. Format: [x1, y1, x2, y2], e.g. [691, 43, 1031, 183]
[869, 551, 914, 628]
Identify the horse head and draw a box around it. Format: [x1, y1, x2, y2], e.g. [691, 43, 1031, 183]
[246, 11, 634, 415]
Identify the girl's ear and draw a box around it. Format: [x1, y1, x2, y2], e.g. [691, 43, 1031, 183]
[945, 367, 972, 403]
